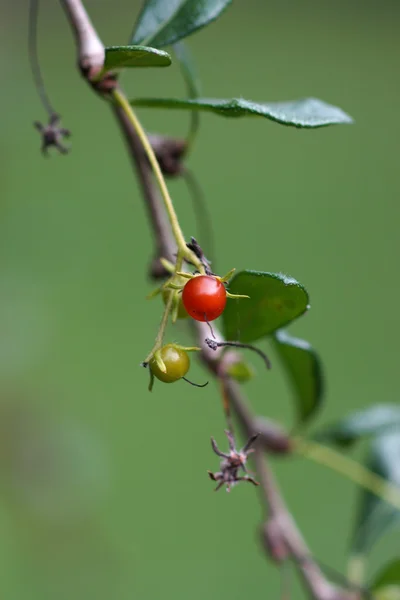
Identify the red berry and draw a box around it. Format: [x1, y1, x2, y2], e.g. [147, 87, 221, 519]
[182, 275, 227, 322]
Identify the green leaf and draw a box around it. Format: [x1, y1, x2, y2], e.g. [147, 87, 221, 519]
[273, 330, 323, 425]
[372, 560, 400, 590]
[226, 360, 255, 383]
[314, 405, 400, 447]
[222, 271, 309, 343]
[373, 562, 400, 600]
[103, 45, 171, 71]
[130, 96, 353, 128]
[374, 586, 400, 600]
[352, 432, 400, 554]
[131, 0, 232, 48]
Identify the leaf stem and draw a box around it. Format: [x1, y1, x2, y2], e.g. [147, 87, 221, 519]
[144, 278, 176, 363]
[111, 88, 203, 272]
[294, 438, 400, 511]
[144, 251, 186, 363]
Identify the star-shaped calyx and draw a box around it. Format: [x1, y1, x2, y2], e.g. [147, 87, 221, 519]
[208, 429, 260, 492]
[34, 113, 71, 156]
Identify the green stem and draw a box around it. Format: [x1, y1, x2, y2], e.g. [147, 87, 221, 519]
[186, 111, 200, 152]
[294, 437, 400, 511]
[144, 252, 184, 362]
[111, 88, 203, 273]
[145, 282, 175, 363]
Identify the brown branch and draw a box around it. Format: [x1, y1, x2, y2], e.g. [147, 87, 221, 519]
[60, 0, 104, 74]
[59, 2, 354, 599]
[112, 104, 176, 279]
[254, 449, 346, 600]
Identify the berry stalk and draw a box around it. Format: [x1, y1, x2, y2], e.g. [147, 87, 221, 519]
[111, 88, 204, 274]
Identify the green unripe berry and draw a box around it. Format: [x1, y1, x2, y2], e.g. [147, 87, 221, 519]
[150, 344, 190, 383]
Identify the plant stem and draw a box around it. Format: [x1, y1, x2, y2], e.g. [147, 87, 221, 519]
[294, 438, 400, 511]
[146, 251, 184, 360]
[111, 88, 203, 273]
[145, 283, 175, 363]
[29, 0, 56, 116]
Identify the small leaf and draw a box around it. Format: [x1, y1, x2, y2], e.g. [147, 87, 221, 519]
[131, 0, 232, 48]
[226, 360, 255, 383]
[352, 432, 400, 554]
[314, 405, 400, 447]
[130, 96, 353, 128]
[103, 45, 171, 71]
[273, 330, 323, 425]
[222, 271, 309, 343]
[372, 559, 400, 590]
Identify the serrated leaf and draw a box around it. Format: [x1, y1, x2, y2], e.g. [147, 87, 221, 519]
[273, 330, 323, 425]
[226, 360, 255, 383]
[314, 405, 400, 447]
[103, 45, 171, 71]
[372, 560, 400, 590]
[222, 271, 309, 343]
[352, 432, 400, 554]
[130, 96, 353, 128]
[131, 0, 232, 48]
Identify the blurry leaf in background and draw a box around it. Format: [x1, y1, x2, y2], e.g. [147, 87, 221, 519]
[314, 405, 400, 447]
[103, 45, 172, 73]
[225, 358, 255, 383]
[131, 0, 232, 48]
[372, 560, 400, 600]
[373, 559, 400, 589]
[222, 270, 309, 343]
[374, 588, 400, 600]
[351, 431, 400, 554]
[272, 330, 323, 425]
[130, 97, 353, 128]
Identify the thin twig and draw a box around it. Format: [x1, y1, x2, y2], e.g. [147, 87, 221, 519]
[29, 0, 55, 116]
[59, 0, 104, 74]
[182, 169, 216, 268]
[205, 338, 272, 370]
[253, 448, 345, 600]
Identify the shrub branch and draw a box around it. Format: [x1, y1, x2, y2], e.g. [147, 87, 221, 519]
[59, 2, 354, 599]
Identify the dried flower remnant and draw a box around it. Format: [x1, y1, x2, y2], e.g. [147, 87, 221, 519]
[208, 429, 260, 492]
[34, 113, 71, 156]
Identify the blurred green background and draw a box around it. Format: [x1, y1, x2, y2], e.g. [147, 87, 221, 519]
[1, 0, 400, 598]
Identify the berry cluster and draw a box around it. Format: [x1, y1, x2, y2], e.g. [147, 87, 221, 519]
[143, 247, 272, 403]
[148, 272, 242, 386]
